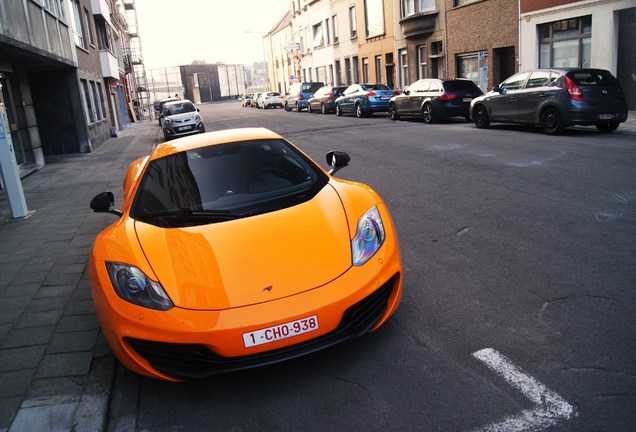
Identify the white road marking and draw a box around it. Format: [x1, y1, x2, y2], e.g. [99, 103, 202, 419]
[472, 348, 575, 432]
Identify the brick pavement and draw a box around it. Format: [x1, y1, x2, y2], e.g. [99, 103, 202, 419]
[0, 121, 161, 432]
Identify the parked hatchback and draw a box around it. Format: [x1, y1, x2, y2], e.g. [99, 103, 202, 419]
[161, 100, 205, 140]
[470, 68, 628, 134]
[335, 84, 397, 118]
[258, 92, 284, 109]
[307, 86, 348, 114]
[388, 79, 483, 123]
[285, 82, 324, 112]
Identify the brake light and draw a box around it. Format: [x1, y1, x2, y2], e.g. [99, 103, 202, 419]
[439, 93, 458, 101]
[618, 86, 626, 102]
[364, 92, 377, 98]
[299, 94, 304, 100]
[328, 90, 333, 101]
[565, 76, 584, 101]
[394, 90, 401, 96]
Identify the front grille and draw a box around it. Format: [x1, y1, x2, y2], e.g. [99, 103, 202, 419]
[126, 273, 399, 380]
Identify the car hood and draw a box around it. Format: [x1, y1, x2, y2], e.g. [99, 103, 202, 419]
[164, 112, 198, 122]
[133, 185, 352, 310]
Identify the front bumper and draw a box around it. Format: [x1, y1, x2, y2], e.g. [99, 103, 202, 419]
[89, 241, 402, 381]
[163, 121, 205, 138]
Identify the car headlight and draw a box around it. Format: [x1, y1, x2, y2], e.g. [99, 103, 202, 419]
[106, 262, 173, 310]
[193, 114, 201, 121]
[163, 118, 173, 125]
[351, 206, 385, 266]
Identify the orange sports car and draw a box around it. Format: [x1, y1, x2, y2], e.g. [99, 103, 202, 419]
[89, 128, 402, 381]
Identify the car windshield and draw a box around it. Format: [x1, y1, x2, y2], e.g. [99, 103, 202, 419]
[302, 83, 324, 93]
[131, 139, 329, 227]
[163, 102, 196, 116]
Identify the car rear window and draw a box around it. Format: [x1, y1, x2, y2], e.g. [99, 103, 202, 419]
[567, 70, 619, 86]
[443, 80, 482, 93]
[302, 83, 324, 93]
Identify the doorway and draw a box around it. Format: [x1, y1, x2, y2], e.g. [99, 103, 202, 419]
[0, 73, 27, 167]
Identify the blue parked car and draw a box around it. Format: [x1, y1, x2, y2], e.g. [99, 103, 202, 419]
[335, 83, 397, 118]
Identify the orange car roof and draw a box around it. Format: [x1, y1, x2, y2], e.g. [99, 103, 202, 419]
[151, 128, 283, 160]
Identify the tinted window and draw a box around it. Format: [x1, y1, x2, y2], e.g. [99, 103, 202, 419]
[132, 139, 328, 227]
[500, 73, 529, 91]
[163, 102, 196, 115]
[363, 83, 390, 90]
[443, 80, 482, 93]
[525, 71, 554, 88]
[568, 70, 619, 86]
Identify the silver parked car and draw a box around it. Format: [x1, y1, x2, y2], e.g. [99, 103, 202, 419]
[470, 68, 628, 134]
[161, 100, 205, 140]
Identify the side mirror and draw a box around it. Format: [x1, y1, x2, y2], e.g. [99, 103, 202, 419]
[90, 191, 123, 217]
[492, 85, 501, 93]
[326, 151, 350, 176]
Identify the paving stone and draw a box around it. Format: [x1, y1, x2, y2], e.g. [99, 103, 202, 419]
[44, 272, 83, 287]
[48, 331, 98, 353]
[33, 285, 75, 299]
[10, 395, 78, 432]
[0, 346, 46, 371]
[0, 369, 35, 398]
[0, 309, 23, 325]
[2, 327, 55, 349]
[28, 377, 86, 398]
[0, 397, 22, 429]
[24, 296, 69, 313]
[15, 310, 63, 329]
[0, 296, 31, 312]
[35, 351, 93, 378]
[64, 300, 95, 315]
[1, 282, 41, 298]
[56, 314, 99, 332]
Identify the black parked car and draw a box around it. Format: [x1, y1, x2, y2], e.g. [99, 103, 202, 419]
[388, 78, 483, 123]
[307, 86, 348, 114]
[469, 68, 629, 134]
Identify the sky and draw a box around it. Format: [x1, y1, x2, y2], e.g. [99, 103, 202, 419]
[134, 0, 290, 71]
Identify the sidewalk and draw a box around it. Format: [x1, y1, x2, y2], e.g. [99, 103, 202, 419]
[0, 121, 161, 432]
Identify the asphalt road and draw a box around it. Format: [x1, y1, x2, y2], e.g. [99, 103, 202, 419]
[109, 102, 636, 432]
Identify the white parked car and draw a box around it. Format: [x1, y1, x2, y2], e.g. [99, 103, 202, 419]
[257, 92, 284, 109]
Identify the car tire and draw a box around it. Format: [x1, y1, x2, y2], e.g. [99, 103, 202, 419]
[595, 122, 619, 133]
[540, 107, 564, 135]
[355, 103, 364, 118]
[473, 105, 490, 129]
[284, 102, 291, 112]
[321, 103, 327, 114]
[296, 103, 301, 112]
[388, 103, 399, 121]
[307, 103, 312, 113]
[336, 104, 342, 117]
[422, 103, 435, 124]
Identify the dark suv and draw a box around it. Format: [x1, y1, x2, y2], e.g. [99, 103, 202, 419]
[284, 82, 324, 112]
[470, 68, 628, 134]
[388, 78, 483, 123]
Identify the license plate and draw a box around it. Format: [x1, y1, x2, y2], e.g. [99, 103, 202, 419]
[598, 113, 613, 120]
[177, 126, 193, 132]
[381, 96, 391, 100]
[463, 98, 473, 102]
[243, 315, 319, 348]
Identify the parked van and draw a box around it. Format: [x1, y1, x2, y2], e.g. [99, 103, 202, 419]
[284, 82, 324, 112]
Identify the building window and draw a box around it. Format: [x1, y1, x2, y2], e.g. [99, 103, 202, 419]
[539, 16, 592, 68]
[98, 83, 107, 119]
[81, 79, 94, 123]
[325, 18, 331, 45]
[365, 0, 384, 38]
[84, 8, 94, 46]
[352, 56, 359, 83]
[417, 45, 427, 79]
[332, 14, 339, 43]
[399, 49, 408, 88]
[402, 0, 436, 18]
[96, 18, 113, 52]
[312, 22, 324, 48]
[349, 6, 357, 38]
[362, 58, 369, 82]
[70, 0, 86, 49]
[457, 52, 487, 91]
[335, 60, 342, 85]
[375, 55, 382, 83]
[91, 81, 101, 120]
[345, 57, 352, 84]
[316, 66, 327, 83]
